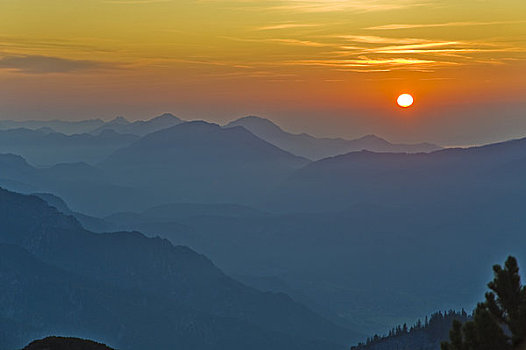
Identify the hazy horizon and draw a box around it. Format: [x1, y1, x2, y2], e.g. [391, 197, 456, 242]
[2, 103, 526, 147]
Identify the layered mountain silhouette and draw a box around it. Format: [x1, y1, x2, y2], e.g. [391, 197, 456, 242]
[99, 120, 310, 205]
[225, 116, 441, 160]
[2, 115, 526, 340]
[0, 188, 359, 349]
[0, 128, 138, 166]
[0, 153, 149, 216]
[90, 113, 183, 136]
[0, 118, 104, 135]
[101, 135, 526, 335]
[269, 136, 526, 212]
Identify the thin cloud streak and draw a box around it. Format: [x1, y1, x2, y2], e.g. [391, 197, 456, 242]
[102, 0, 172, 4]
[0, 55, 116, 74]
[269, 0, 429, 13]
[366, 20, 526, 30]
[257, 23, 320, 31]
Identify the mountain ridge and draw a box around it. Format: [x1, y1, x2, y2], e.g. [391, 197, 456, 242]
[225, 116, 442, 160]
[0, 187, 360, 349]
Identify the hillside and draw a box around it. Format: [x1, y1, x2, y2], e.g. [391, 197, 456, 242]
[352, 311, 470, 350]
[0, 188, 359, 349]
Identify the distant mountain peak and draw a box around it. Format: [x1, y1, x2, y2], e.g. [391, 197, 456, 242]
[91, 114, 182, 137]
[107, 116, 130, 125]
[352, 134, 393, 147]
[227, 116, 284, 132]
[225, 116, 440, 160]
[152, 112, 180, 121]
[356, 134, 387, 142]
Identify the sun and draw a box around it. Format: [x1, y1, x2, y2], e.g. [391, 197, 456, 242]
[397, 94, 414, 108]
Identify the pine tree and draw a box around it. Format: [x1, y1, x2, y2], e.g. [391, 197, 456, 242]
[441, 256, 526, 350]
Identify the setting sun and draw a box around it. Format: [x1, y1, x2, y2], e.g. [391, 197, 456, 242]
[397, 94, 414, 108]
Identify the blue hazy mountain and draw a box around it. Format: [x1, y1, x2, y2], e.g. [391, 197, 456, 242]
[90, 113, 183, 136]
[268, 136, 526, 212]
[0, 128, 138, 166]
[0, 188, 360, 349]
[101, 135, 526, 335]
[33, 192, 117, 232]
[99, 120, 310, 205]
[0, 153, 152, 216]
[0, 118, 105, 135]
[225, 116, 442, 160]
[3, 125, 526, 338]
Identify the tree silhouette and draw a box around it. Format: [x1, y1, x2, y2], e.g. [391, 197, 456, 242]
[441, 256, 526, 350]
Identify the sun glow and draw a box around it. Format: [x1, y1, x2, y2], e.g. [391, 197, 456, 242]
[397, 94, 414, 108]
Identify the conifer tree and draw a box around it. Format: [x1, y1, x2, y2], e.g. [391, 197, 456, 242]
[441, 256, 526, 350]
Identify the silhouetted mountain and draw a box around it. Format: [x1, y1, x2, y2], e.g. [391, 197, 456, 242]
[33, 192, 117, 232]
[225, 116, 441, 160]
[0, 188, 359, 349]
[23, 337, 114, 350]
[100, 135, 526, 336]
[0, 128, 138, 166]
[91, 113, 183, 136]
[100, 120, 310, 205]
[352, 311, 471, 350]
[269, 136, 526, 212]
[0, 119, 104, 135]
[0, 153, 160, 216]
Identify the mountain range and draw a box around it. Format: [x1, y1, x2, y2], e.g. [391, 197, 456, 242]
[2, 114, 526, 340]
[89, 113, 183, 136]
[93, 135, 526, 335]
[0, 128, 138, 166]
[0, 118, 104, 135]
[98, 120, 310, 207]
[0, 114, 442, 168]
[0, 187, 360, 349]
[226, 116, 441, 160]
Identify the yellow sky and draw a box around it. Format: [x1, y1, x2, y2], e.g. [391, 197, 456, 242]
[0, 0, 525, 144]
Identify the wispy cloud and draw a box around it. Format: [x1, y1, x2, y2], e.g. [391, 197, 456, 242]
[102, 0, 171, 4]
[222, 36, 332, 47]
[283, 56, 457, 71]
[366, 20, 526, 30]
[0, 55, 115, 74]
[337, 35, 430, 45]
[201, 0, 429, 13]
[269, 0, 429, 12]
[256, 23, 320, 31]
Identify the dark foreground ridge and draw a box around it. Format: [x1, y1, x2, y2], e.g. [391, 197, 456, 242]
[23, 337, 114, 350]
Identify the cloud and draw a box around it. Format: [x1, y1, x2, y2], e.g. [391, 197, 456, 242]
[102, 0, 171, 4]
[200, 0, 428, 13]
[366, 20, 526, 30]
[0, 55, 113, 74]
[337, 35, 430, 45]
[283, 56, 457, 71]
[222, 36, 331, 47]
[269, 0, 428, 13]
[256, 23, 320, 31]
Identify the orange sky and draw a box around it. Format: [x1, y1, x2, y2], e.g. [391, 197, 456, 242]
[0, 0, 525, 144]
